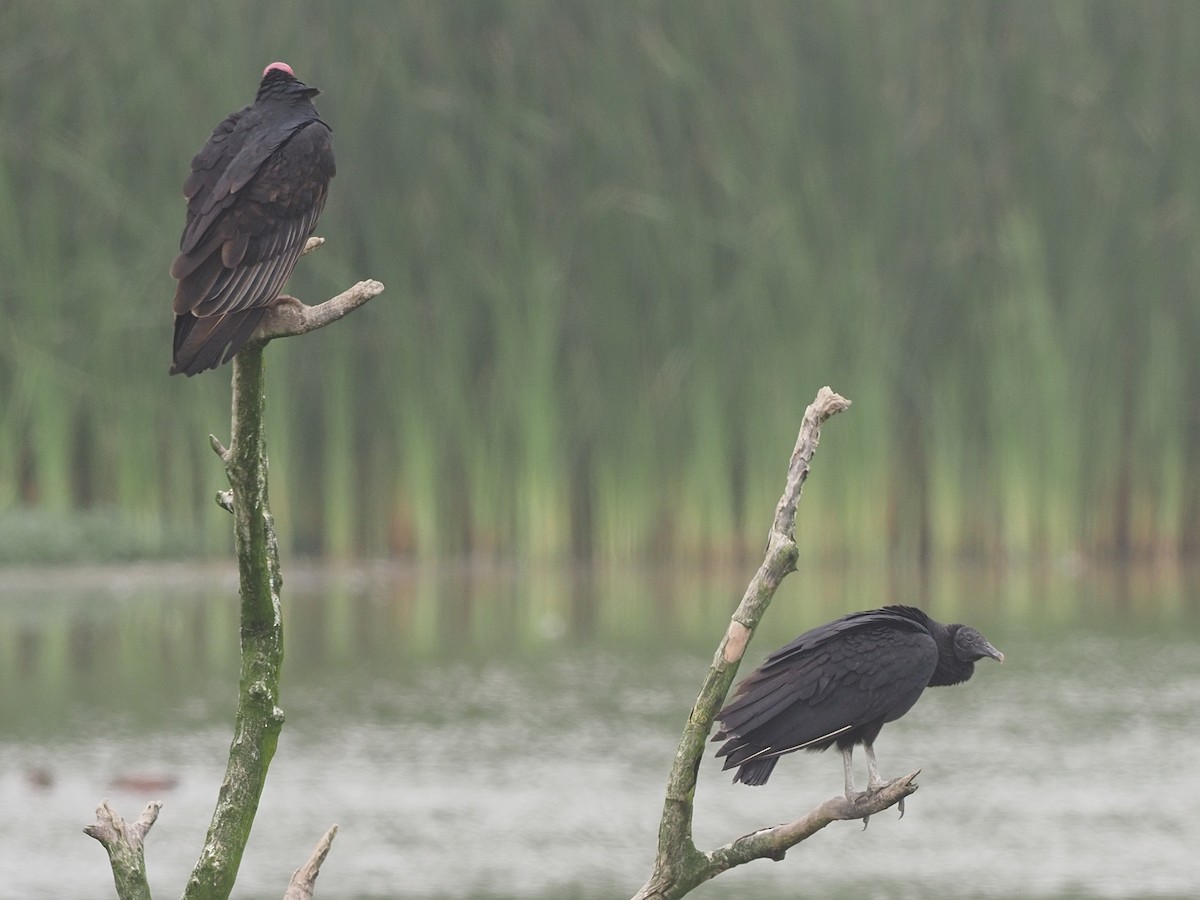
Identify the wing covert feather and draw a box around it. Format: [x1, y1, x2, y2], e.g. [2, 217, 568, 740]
[715, 608, 940, 760]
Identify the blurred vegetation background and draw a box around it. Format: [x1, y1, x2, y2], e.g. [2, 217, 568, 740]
[1, 0, 1196, 565]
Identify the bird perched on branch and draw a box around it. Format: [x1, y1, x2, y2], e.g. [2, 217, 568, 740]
[169, 62, 335, 376]
[713, 605, 1003, 798]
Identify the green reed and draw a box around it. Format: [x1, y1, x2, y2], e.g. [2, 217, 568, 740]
[1, 0, 1197, 563]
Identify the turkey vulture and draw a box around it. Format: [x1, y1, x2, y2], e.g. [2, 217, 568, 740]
[169, 62, 335, 376]
[713, 605, 1002, 797]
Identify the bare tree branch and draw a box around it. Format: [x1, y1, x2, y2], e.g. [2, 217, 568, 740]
[84, 800, 162, 900]
[633, 386, 854, 900]
[283, 825, 339, 900]
[182, 340, 285, 900]
[86, 238, 372, 898]
[182, 249, 376, 896]
[248, 236, 385, 344]
[252, 280, 385, 344]
[703, 773, 919, 876]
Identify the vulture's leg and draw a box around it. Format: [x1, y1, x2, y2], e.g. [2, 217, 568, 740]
[863, 740, 905, 818]
[842, 745, 856, 799]
[864, 741, 885, 791]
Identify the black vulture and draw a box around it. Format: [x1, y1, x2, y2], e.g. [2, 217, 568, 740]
[713, 605, 1003, 798]
[169, 62, 335, 376]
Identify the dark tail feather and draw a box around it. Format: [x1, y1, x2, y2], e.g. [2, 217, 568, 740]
[170, 307, 269, 376]
[714, 733, 781, 786]
[732, 757, 778, 786]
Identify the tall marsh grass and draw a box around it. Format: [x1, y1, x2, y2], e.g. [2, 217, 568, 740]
[1, 1, 1196, 563]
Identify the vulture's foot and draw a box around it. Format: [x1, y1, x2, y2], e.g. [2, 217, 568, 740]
[847, 776, 911, 829]
[844, 789, 874, 829]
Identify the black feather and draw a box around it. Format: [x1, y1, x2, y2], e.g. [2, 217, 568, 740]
[169, 64, 335, 376]
[712, 605, 1002, 787]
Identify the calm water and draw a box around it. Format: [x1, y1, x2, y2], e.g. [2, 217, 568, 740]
[1, 561, 1198, 899]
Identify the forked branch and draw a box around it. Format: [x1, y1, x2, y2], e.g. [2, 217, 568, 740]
[633, 386, 856, 900]
[241, 236, 384, 344]
[185, 240, 367, 899]
[84, 801, 161, 900]
[87, 239, 370, 900]
[252, 279, 385, 343]
[702, 773, 918, 879]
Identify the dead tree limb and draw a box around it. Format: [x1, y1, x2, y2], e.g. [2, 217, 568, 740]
[703, 772, 919, 874]
[84, 801, 161, 900]
[283, 825, 339, 900]
[185, 239, 375, 899]
[181, 339, 286, 900]
[634, 386, 882, 900]
[252, 280, 385, 343]
[87, 238, 376, 900]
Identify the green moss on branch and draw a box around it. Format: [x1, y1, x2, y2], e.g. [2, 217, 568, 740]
[184, 343, 285, 900]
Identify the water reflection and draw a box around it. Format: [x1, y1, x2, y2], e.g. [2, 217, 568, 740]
[1, 562, 1198, 898]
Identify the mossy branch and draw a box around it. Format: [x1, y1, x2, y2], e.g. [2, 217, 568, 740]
[87, 239, 376, 900]
[632, 386, 855, 900]
[84, 801, 161, 900]
[182, 339, 285, 900]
